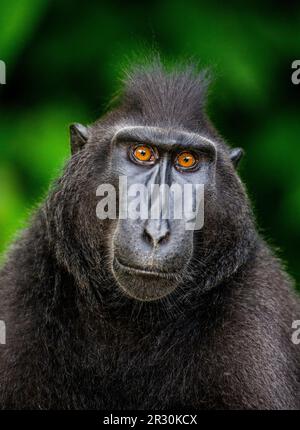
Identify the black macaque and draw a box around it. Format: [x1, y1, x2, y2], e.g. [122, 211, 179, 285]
[0, 61, 299, 410]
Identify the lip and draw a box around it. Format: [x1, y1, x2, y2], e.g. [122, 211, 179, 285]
[114, 257, 178, 279]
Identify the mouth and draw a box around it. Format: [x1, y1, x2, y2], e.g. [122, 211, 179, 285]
[112, 257, 180, 301]
[114, 257, 177, 279]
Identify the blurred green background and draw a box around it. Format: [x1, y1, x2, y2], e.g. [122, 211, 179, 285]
[0, 0, 299, 288]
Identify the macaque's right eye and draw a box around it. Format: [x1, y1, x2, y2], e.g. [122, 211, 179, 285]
[129, 144, 158, 165]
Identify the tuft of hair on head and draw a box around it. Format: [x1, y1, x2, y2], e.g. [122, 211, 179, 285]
[117, 55, 212, 131]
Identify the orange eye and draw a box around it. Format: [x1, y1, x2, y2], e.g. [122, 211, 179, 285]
[176, 151, 197, 170]
[131, 145, 157, 164]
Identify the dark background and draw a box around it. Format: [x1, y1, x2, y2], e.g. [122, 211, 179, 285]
[0, 0, 299, 289]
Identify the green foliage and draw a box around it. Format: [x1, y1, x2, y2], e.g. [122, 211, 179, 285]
[0, 0, 299, 287]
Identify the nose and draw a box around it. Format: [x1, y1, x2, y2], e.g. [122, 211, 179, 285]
[143, 220, 170, 247]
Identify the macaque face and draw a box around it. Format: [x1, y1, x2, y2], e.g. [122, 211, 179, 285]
[106, 126, 217, 301]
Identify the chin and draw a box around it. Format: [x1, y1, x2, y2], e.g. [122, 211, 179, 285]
[112, 257, 179, 301]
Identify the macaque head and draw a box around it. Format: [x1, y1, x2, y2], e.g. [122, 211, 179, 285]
[52, 62, 255, 303]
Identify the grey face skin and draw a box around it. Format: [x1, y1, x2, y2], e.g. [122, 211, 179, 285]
[71, 123, 240, 302]
[110, 126, 216, 301]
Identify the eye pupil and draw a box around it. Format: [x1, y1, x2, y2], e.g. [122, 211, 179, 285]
[136, 147, 149, 160]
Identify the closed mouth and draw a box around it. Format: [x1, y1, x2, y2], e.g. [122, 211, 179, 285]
[114, 257, 178, 279]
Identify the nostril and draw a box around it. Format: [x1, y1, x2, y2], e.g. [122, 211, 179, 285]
[143, 229, 153, 245]
[157, 231, 170, 245]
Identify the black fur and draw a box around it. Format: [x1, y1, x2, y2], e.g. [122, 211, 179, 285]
[0, 61, 299, 409]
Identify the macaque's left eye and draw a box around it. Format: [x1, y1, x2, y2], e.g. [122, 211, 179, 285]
[130, 144, 157, 165]
[175, 151, 198, 171]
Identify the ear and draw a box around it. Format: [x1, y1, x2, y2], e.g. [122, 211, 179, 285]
[230, 148, 244, 168]
[70, 123, 89, 155]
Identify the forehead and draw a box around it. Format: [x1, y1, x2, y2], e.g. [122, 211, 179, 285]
[112, 126, 216, 153]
